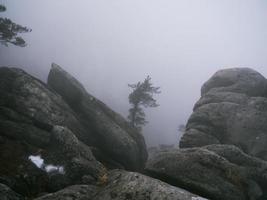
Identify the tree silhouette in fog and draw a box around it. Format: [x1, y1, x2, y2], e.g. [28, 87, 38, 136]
[128, 76, 160, 131]
[0, 5, 31, 47]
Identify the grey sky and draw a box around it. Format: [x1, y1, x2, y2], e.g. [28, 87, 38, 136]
[1, 0, 267, 146]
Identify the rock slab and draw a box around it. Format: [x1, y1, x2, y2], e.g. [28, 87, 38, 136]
[48, 63, 147, 171]
[35, 170, 208, 200]
[146, 144, 267, 200]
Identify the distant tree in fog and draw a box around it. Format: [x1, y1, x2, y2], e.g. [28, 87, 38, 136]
[128, 76, 160, 131]
[0, 4, 31, 47]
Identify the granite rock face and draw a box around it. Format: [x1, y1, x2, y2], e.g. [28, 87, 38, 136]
[35, 170, 207, 200]
[47, 63, 147, 171]
[5, 65, 267, 200]
[164, 68, 267, 199]
[180, 68, 267, 161]
[0, 65, 149, 198]
[0, 67, 103, 197]
[146, 144, 267, 200]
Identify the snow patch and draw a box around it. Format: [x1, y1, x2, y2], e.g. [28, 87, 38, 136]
[45, 165, 65, 173]
[28, 155, 65, 174]
[29, 155, 44, 168]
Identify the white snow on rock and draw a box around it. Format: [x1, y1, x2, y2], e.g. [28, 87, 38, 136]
[29, 155, 44, 168]
[28, 155, 65, 174]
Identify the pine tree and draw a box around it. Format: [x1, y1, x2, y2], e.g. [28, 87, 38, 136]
[128, 76, 160, 130]
[0, 4, 31, 47]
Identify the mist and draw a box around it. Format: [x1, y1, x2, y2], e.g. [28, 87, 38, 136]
[1, 0, 267, 147]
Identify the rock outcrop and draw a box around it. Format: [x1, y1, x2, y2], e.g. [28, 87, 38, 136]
[180, 68, 267, 161]
[47, 63, 147, 171]
[0, 67, 104, 197]
[146, 144, 267, 200]
[4, 65, 267, 200]
[35, 170, 207, 200]
[0, 65, 149, 198]
[0, 67, 91, 143]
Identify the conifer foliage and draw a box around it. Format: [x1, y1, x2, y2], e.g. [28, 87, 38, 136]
[128, 76, 160, 130]
[0, 5, 31, 47]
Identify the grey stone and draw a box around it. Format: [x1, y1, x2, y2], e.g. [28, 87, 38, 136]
[0, 67, 90, 145]
[146, 145, 267, 200]
[180, 68, 267, 161]
[47, 126, 104, 183]
[34, 185, 98, 200]
[0, 67, 104, 197]
[35, 170, 207, 200]
[47, 63, 147, 171]
[200, 68, 267, 97]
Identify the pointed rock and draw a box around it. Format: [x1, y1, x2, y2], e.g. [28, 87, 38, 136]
[47, 63, 147, 171]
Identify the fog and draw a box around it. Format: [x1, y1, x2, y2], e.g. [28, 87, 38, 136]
[1, 0, 267, 147]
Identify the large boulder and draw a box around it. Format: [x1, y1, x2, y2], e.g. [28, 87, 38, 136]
[145, 144, 267, 200]
[47, 63, 147, 171]
[200, 68, 267, 96]
[0, 67, 91, 144]
[0, 67, 104, 197]
[180, 68, 267, 160]
[35, 170, 207, 200]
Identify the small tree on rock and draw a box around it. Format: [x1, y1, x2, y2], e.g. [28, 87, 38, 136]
[128, 76, 160, 131]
